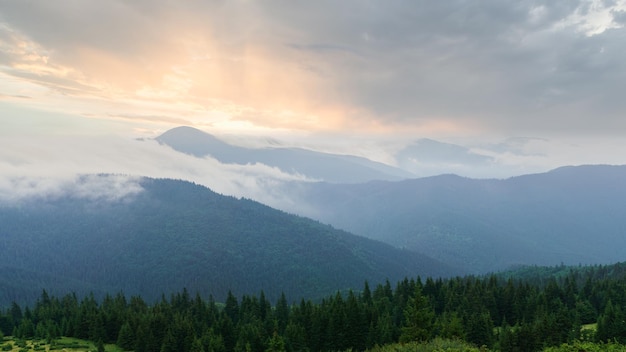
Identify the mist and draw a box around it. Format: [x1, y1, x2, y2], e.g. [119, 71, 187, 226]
[0, 134, 312, 209]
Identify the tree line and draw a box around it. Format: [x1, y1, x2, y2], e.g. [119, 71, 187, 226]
[2, 262, 626, 351]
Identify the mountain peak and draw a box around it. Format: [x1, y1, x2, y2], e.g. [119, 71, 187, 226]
[155, 126, 413, 183]
[157, 126, 220, 143]
[156, 126, 236, 158]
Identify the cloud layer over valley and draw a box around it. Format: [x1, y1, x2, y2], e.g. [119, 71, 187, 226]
[0, 133, 312, 209]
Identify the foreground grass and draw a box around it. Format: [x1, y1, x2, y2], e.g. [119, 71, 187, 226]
[366, 338, 626, 352]
[368, 338, 487, 352]
[0, 336, 123, 352]
[4, 336, 626, 352]
[543, 340, 626, 351]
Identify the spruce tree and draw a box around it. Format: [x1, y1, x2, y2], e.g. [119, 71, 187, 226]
[399, 286, 434, 343]
[597, 300, 626, 343]
[265, 331, 286, 352]
[224, 291, 239, 324]
[116, 321, 135, 350]
[283, 322, 307, 352]
[275, 292, 289, 334]
[190, 338, 205, 352]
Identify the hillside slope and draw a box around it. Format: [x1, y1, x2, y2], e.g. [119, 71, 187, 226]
[288, 165, 626, 273]
[0, 176, 457, 307]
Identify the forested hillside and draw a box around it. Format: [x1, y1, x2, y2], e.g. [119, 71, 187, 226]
[0, 176, 456, 307]
[3, 262, 626, 352]
[289, 165, 626, 273]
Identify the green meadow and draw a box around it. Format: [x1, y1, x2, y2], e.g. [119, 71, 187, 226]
[0, 337, 122, 352]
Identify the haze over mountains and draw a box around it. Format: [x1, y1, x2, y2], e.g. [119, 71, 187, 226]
[156, 126, 414, 183]
[155, 126, 536, 182]
[155, 127, 626, 274]
[153, 126, 616, 183]
[2, 125, 626, 308]
[287, 165, 626, 273]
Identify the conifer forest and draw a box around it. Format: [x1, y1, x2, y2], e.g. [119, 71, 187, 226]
[3, 263, 626, 352]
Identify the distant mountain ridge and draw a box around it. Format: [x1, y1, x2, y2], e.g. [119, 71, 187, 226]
[0, 176, 458, 307]
[395, 138, 495, 176]
[156, 126, 414, 183]
[286, 164, 626, 273]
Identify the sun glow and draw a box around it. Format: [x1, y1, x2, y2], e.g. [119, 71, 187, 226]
[0, 21, 374, 137]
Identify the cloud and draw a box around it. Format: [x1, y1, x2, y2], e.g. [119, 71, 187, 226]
[1, 115, 624, 210]
[0, 1, 625, 138]
[0, 133, 313, 209]
[480, 137, 549, 157]
[0, 174, 144, 204]
[0, 93, 31, 100]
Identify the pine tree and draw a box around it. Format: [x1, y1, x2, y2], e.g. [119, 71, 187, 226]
[16, 318, 35, 338]
[283, 322, 307, 352]
[265, 331, 286, 352]
[497, 323, 515, 352]
[275, 292, 289, 334]
[160, 327, 177, 352]
[190, 337, 205, 352]
[203, 329, 226, 352]
[436, 311, 465, 339]
[372, 311, 394, 346]
[224, 291, 239, 324]
[465, 311, 494, 348]
[89, 312, 107, 343]
[399, 286, 434, 343]
[10, 302, 23, 324]
[218, 315, 237, 352]
[597, 300, 626, 343]
[117, 321, 135, 351]
[362, 281, 372, 306]
[345, 290, 365, 351]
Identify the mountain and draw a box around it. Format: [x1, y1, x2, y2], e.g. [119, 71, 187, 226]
[396, 138, 494, 171]
[155, 126, 414, 183]
[285, 165, 626, 273]
[393, 138, 532, 179]
[0, 176, 457, 307]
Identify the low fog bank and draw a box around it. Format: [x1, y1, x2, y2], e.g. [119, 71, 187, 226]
[0, 135, 313, 210]
[0, 174, 143, 204]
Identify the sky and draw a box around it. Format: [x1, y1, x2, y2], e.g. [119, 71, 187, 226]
[1, 0, 626, 201]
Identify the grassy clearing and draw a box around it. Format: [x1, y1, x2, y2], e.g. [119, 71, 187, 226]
[0, 336, 123, 352]
[543, 340, 626, 352]
[581, 323, 598, 331]
[367, 338, 487, 352]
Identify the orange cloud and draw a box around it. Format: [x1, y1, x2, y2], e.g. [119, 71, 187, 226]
[0, 12, 483, 138]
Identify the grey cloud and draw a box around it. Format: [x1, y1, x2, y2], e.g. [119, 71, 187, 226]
[613, 9, 626, 24]
[481, 137, 548, 157]
[265, 0, 626, 133]
[0, 1, 158, 59]
[7, 69, 100, 96]
[397, 138, 494, 164]
[1, 0, 625, 136]
[286, 43, 360, 56]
